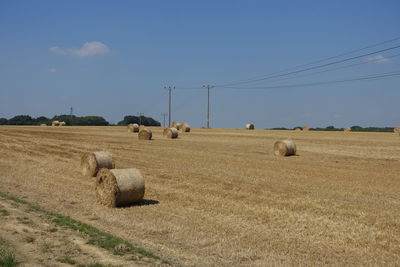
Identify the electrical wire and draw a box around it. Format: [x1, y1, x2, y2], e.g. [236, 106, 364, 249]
[215, 36, 400, 86]
[217, 71, 400, 90]
[216, 45, 400, 86]
[241, 53, 400, 85]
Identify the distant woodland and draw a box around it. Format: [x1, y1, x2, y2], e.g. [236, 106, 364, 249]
[271, 125, 395, 132]
[0, 114, 161, 126]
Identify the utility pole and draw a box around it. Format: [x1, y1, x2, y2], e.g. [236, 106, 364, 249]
[202, 85, 214, 128]
[69, 106, 73, 125]
[137, 112, 144, 125]
[164, 86, 175, 127]
[161, 113, 167, 127]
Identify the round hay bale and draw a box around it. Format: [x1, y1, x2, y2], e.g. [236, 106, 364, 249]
[274, 140, 296, 156]
[344, 127, 351, 132]
[163, 127, 179, 139]
[96, 168, 145, 207]
[127, 123, 139, 133]
[59, 121, 66, 126]
[394, 127, 400, 134]
[81, 151, 115, 177]
[52, 120, 60, 126]
[180, 123, 191, 132]
[171, 121, 178, 128]
[246, 123, 255, 130]
[303, 126, 310, 131]
[138, 128, 152, 140]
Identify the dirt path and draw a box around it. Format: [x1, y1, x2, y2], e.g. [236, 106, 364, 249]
[0, 194, 166, 266]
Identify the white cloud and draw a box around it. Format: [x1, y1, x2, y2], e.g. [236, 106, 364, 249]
[49, 46, 66, 55]
[49, 41, 110, 57]
[366, 55, 391, 63]
[48, 68, 57, 73]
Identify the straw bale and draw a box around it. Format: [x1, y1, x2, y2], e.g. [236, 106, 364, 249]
[274, 140, 297, 156]
[96, 168, 145, 207]
[81, 151, 115, 177]
[138, 128, 152, 140]
[344, 127, 351, 132]
[163, 127, 179, 138]
[303, 126, 310, 131]
[180, 123, 191, 132]
[128, 123, 139, 133]
[246, 123, 255, 130]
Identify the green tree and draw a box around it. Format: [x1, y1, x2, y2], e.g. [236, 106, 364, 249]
[7, 115, 34, 125]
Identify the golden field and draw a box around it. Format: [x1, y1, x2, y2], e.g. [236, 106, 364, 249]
[0, 126, 399, 266]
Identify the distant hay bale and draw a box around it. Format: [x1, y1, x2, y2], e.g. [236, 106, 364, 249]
[59, 121, 66, 126]
[163, 127, 179, 139]
[294, 128, 301, 131]
[138, 128, 152, 140]
[40, 124, 47, 126]
[394, 127, 400, 134]
[96, 168, 145, 207]
[171, 121, 178, 128]
[127, 123, 139, 133]
[303, 126, 310, 131]
[52, 120, 60, 126]
[274, 140, 297, 156]
[246, 123, 255, 130]
[180, 123, 191, 132]
[81, 151, 115, 177]
[344, 127, 351, 132]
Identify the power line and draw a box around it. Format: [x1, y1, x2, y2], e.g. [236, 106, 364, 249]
[216, 44, 400, 87]
[245, 53, 400, 85]
[217, 71, 400, 90]
[215, 36, 400, 87]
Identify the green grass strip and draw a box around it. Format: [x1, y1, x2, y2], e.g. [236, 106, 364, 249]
[0, 191, 170, 264]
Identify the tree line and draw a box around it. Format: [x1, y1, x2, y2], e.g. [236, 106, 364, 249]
[271, 125, 395, 132]
[0, 114, 161, 126]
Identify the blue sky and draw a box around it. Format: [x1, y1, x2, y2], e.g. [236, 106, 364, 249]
[0, 0, 399, 128]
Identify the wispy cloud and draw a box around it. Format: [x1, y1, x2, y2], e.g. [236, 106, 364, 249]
[48, 68, 57, 73]
[365, 55, 391, 63]
[49, 41, 110, 57]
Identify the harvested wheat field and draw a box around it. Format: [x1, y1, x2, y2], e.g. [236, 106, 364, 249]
[0, 126, 399, 266]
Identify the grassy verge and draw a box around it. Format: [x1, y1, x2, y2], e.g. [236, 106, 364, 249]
[0, 191, 171, 265]
[0, 237, 17, 267]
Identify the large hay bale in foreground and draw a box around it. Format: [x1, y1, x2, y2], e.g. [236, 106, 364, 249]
[81, 151, 115, 177]
[127, 123, 139, 133]
[344, 127, 351, 132]
[246, 123, 255, 130]
[163, 127, 179, 139]
[303, 126, 310, 131]
[138, 128, 152, 140]
[96, 168, 145, 207]
[180, 123, 191, 132]
[52, 120, 60, 126]
[274, 140, 296, 156]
